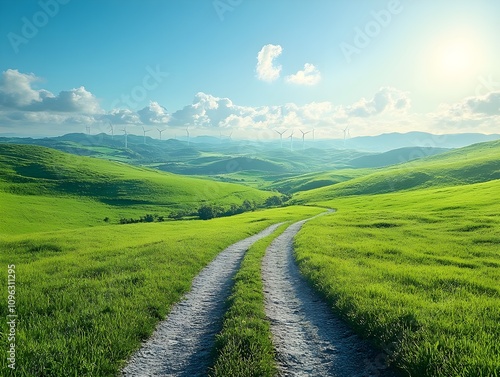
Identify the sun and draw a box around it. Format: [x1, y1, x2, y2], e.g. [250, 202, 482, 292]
[432, 36, 482, 79]
[438, 40, 473, 75]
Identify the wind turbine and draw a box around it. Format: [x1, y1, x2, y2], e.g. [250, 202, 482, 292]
[342, 126, 351, 141]
[299, 129, 312, 149]
[141, 126, 151, 144]
[288, 131, 295, 151]
[85, 125, 91, 135]
[108, 122, 114, 139]
[342, 125, 351, 148]
[121, 127, 128, 149]
[157, 128, 165, 140]
[185, 126, 190, 146]
[275, 129, 287, 148]
[342, 125, 350, 141]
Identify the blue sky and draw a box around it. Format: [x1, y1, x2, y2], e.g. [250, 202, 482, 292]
[0, 0, 499, 138]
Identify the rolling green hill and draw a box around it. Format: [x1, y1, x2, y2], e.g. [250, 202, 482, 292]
[0, 144, 275, 234]
[266, 169, 372, 194]
[294, 140, 500, 203]
[294, 179, 500, 376]
[289, 141, 500, 375]
[347, 147, 448, 168]
[157, 156, 288, 175]
[0, 135, 454, 190]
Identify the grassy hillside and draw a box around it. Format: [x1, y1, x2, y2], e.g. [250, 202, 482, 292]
[157, 156, 288, 175]
[294, 140, 500, 202]
[295, 180, 500, 376]
[0, 206, 324, 376]
[266, 168, 372, 194]
[348, 147, 448, 168]
[0, 144, 275, 234]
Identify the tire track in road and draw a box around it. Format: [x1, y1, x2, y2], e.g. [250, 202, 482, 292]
[122, 222, 283, 377]
[262, 213, 399, 377]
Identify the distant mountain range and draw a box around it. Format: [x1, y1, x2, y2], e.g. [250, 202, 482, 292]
[0, 132, 497, 175]
[308, 132, 500, 152]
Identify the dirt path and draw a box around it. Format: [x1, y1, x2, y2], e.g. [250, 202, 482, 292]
[262, 214, 399, 377]
[122, 223, 283, 377]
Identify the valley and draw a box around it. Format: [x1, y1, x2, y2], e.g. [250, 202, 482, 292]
[1, 134, 499, 376]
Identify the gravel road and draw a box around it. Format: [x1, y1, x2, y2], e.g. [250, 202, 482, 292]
[262, 214, 399, 377]
[122, 223, 283, 377]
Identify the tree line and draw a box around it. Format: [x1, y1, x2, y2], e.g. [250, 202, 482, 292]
[109, 194, 289, 224]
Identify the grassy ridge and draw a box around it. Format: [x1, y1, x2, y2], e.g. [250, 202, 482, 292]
[294, 140, 500, 202]
[266, 169, 371, 193]
[210, 224, 289, 377]
[0, 144, 277, 234]
[0, 206, 323, 376]
[0, 144, 272, 205]
[294, 180, 500, 376]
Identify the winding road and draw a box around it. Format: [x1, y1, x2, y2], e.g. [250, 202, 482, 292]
[122, 211, 398, 376]
[122, 223, 283, 377]
[262, 213, 398, 377]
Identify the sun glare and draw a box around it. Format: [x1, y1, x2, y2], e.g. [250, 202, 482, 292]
[432, 37, 482, 79]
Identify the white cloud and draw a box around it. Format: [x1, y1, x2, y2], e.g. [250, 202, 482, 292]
[1, 68, 499, 137]
[347, 87, 411, 117]
[0, 69, 47, 108]
[169, 92, 240, 128]
[165, 92, 342, 132]
[431, 91, 500, 133]
[285, 63, 321, 86]
[256, 44, 283, 82]
[31, 86, 101, 113]
[101, 109, 141, 125]
[0, 69, 101, 114]
[137, 101, 170, 124]
[469, 94, 500, 115]
[133, 89, 497, 137]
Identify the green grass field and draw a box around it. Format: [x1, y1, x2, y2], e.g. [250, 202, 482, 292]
[294, 179, 500, 376]
[0, 206, 323, 376]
